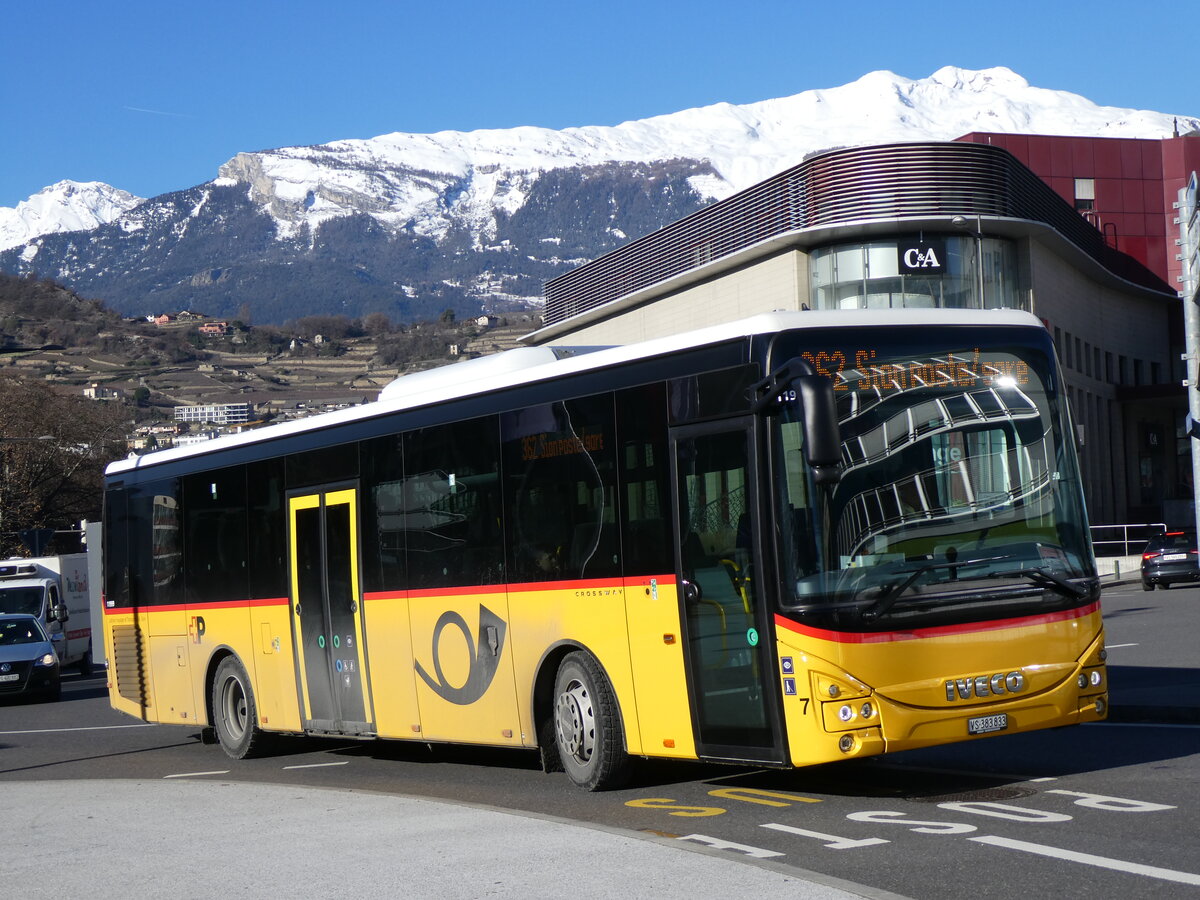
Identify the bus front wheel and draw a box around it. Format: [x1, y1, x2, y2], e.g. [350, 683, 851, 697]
[553, 652, 629, 791]
[211, 656, 268, 759]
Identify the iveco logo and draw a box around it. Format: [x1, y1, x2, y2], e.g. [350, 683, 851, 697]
[945, 670, 1026, 701]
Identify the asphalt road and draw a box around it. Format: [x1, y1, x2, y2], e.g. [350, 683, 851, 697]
[0, 581, 1196, 899]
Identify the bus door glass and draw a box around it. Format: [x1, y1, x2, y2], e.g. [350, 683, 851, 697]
[670, 420, 781, 761]
[288, 487, 374, 735]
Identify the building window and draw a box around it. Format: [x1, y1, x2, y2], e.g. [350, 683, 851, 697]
[809, 236, 1020, 312]
[1074, 178, 1095, 212]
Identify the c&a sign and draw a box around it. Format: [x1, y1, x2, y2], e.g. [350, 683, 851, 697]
[897, 239, 946, 274]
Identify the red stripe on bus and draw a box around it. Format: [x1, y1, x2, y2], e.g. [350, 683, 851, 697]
[365, 576, 640, 602]
[109, 575, 666, 612]
[774, 601, 1101, 643]
[103, 597, 289, 615]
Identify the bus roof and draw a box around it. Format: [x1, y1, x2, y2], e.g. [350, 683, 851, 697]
[106, 307, 1045, 476]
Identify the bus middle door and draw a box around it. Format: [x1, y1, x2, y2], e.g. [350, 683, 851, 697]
[288, 487, 374, 736]
[670, 418, 785, 764]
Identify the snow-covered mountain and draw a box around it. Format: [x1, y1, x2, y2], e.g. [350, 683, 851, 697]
[2, 66, 1196, 324]
[214, 66, 1196, 244]
[0, 181, 142, 253]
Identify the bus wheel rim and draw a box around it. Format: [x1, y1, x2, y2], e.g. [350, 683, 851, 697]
[555, 679, 594, 763]
[222, 676, 247, 741]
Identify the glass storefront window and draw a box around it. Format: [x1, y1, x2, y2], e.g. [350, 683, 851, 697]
[810, 236, 1020, 312]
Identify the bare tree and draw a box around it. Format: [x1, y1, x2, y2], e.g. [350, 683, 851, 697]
[0, 373, 129, 557]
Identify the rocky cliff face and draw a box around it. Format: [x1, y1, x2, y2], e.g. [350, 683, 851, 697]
[1, 160, 714, 324]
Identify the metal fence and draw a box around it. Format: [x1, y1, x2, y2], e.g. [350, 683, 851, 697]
[1089, 523, 1166, 557]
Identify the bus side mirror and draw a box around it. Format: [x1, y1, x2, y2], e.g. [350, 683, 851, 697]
[794, 375, 842, 486]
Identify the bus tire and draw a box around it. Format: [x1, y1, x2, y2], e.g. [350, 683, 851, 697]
[553, 652, 629, 791]
[211, 656, 268, 759]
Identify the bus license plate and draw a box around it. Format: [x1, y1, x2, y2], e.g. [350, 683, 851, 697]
[0, 673, 19, 682]
[968, 713, 1008, 735]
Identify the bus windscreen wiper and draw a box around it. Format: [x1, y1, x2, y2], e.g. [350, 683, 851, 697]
[985, 566, 1090, 600]
[861, 556, 1005, 622]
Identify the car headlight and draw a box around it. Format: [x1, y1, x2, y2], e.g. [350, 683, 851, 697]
[34, 653, 56, 667]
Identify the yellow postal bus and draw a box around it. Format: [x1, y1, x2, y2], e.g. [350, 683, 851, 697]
[102, 310, 1107, 789]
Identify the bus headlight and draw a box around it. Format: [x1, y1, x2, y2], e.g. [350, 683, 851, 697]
[1090, 670, 1103, 687]
[860, 702, 873, 719]
[838, 704, 855, 722]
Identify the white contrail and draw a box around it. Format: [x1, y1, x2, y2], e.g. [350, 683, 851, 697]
[123, 105, 194, 119]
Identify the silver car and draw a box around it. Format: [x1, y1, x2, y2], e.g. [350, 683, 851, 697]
[0, 614, 61, 701]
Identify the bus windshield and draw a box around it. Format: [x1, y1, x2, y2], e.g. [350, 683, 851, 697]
[772, 335, 1094, 621]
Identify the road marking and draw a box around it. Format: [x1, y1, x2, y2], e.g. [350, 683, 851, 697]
[0, 723, 158, 735]
[163, 770, 230, 778]
[1090, 722, 1200, 730]
[283, 760, 350, 770]
[1046, 789, 1175, 812]
[761, 823, 889, 850]
[677, 834, 784, 858]
[1105, 642, 1138, 648]
[970, 835, 1200, 886]
[708, 787, 821, 806]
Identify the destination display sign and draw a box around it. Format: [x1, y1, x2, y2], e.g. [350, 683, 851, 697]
[798, 348, 1032, 394]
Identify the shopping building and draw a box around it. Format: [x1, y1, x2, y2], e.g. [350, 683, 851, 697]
[528, 134, 1200, 525]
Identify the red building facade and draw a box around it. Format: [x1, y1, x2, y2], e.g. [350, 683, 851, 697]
[958, 131, 1200, 294]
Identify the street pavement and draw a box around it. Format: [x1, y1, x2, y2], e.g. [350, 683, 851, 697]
[1, 779, 890, 899]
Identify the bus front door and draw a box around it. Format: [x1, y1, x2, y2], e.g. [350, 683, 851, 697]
[288, 488, 374, 736]
[671, 420, 784, 763]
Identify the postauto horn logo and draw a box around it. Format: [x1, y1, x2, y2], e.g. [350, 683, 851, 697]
[415, 605, 507, 705]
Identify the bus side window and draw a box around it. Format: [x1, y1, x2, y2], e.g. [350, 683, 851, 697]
[183, 468, 248, 605]
[402, 416, 504, 590]
[616, 382, 672, 576]
[502, 394, 619, 583]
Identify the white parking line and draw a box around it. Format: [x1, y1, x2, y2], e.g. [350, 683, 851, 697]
[283, 761, 350, 770]
[1104, 643, 1138, 649]
[971, 835, 1200, 886]
[163, 770, 230, 779]
[0, 723, 158, 735]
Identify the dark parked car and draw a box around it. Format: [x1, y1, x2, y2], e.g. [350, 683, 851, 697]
[1141, 531, 1200, 591]
[0, 613, 61, 701]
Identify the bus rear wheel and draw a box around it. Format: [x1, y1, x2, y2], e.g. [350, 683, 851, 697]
[211, 656, 269, 759]
[553, 652, 629, 791]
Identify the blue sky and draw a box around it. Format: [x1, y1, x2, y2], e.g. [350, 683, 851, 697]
[2, 0, 1193, 209]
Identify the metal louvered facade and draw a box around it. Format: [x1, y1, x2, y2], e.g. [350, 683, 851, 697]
[542, 141, 1162, 326]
